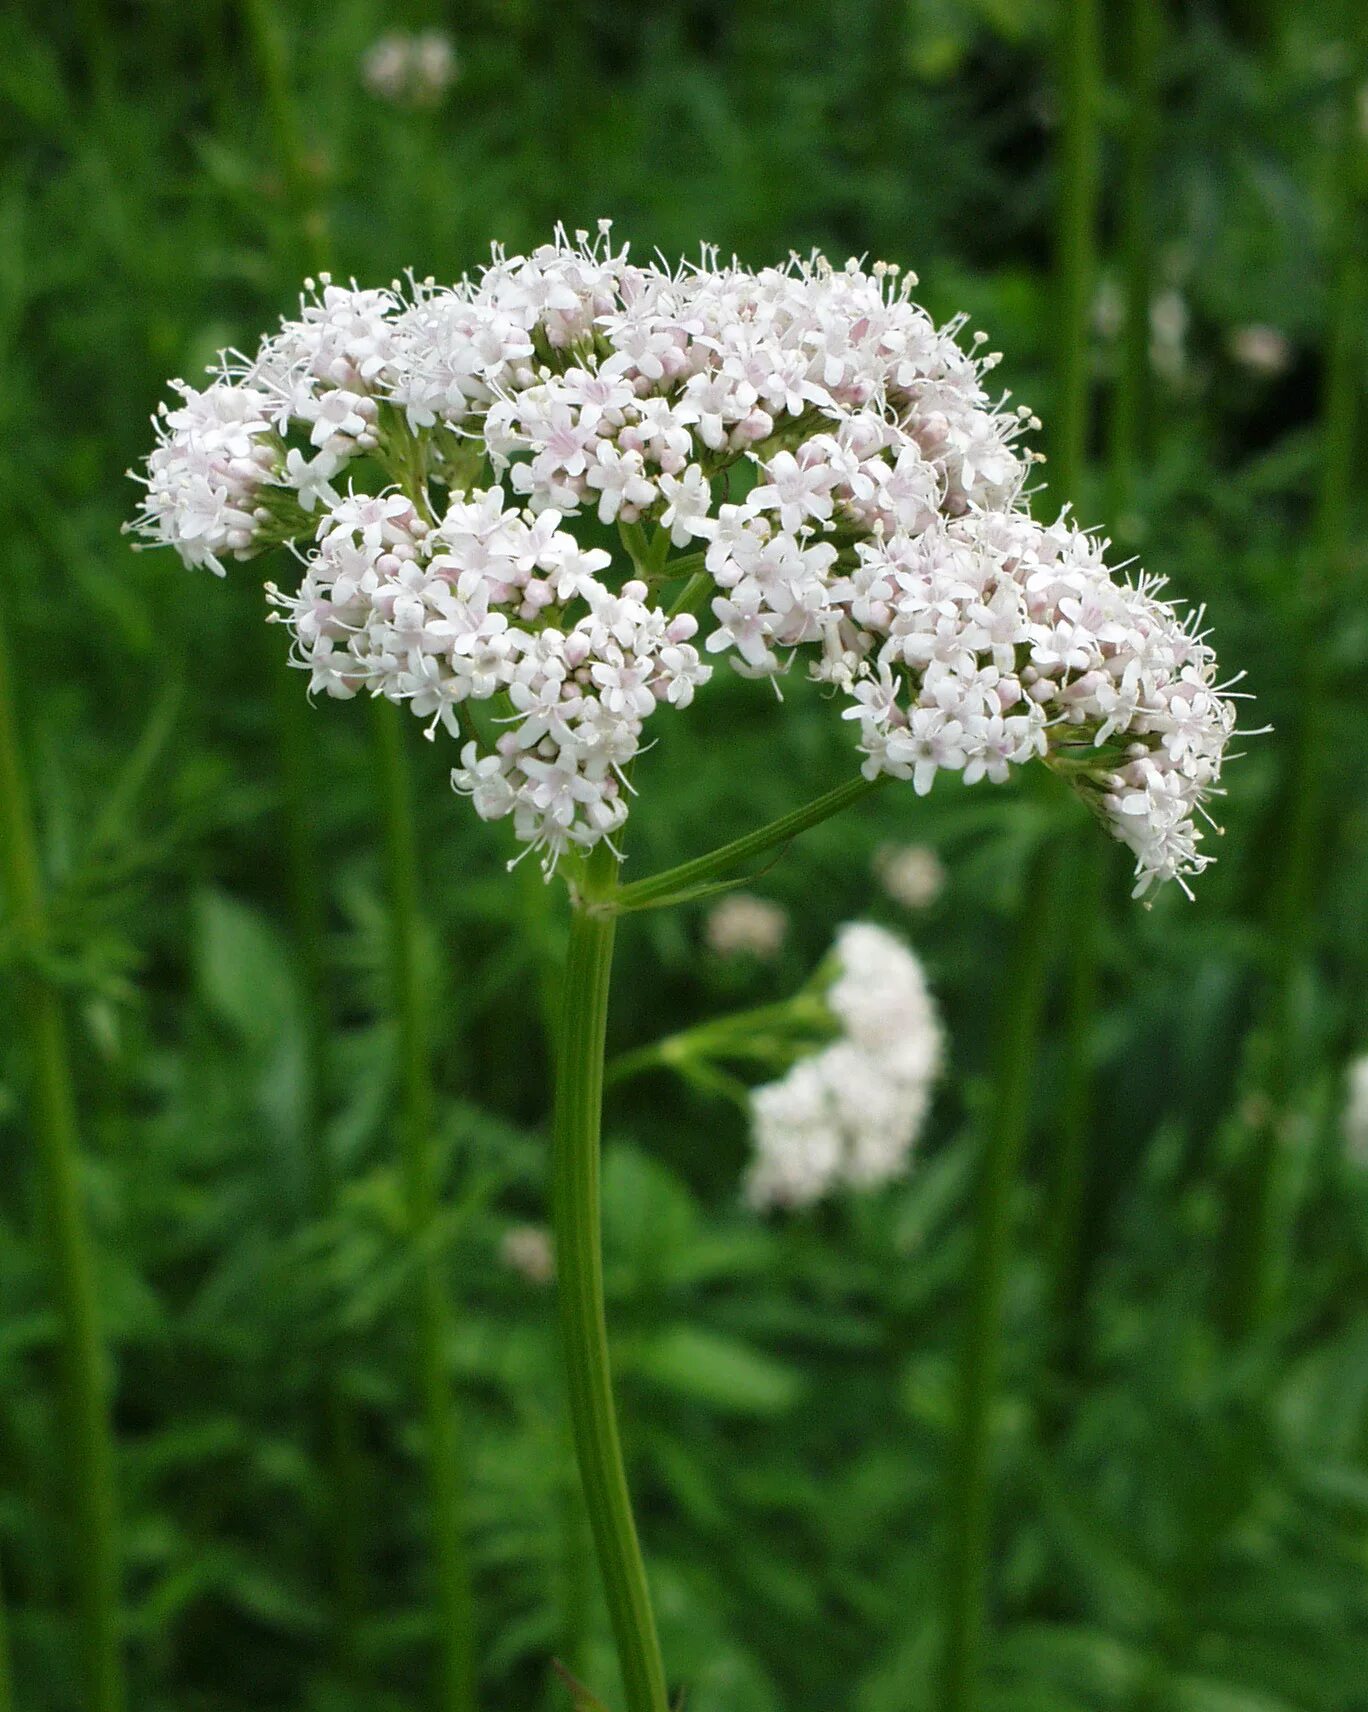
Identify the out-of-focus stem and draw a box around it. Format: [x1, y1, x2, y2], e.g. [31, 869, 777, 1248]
[241, 0, 370, 1668]
[0, 1553, 15, 1712]
[937, 846, 1056, 1712]
[1052, 0, 1101, 510]
[0, 608, 126, 1712]
[1231, 21, 1365, 1336]
[1044, 833, 1103, 1377]
[1109, 0, 1160, 518]
[240, 8, 478, 1696]
[1045, 0, 1127, 1382]
[372, 698, 476, 1712]
[552, 845, 670, 1712]
[269, 653, 368, 1662]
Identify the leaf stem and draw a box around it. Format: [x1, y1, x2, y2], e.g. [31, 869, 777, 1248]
[613, 775, 887, 914]
[937, 845, 1057, 1712]
[551, 844, 669, 1712]
[0, 604, 126, 1712]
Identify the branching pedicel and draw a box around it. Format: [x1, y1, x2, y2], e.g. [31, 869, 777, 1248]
[131, 222, 1242, 897]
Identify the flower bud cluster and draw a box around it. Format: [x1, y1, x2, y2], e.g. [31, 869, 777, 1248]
[132, 223, 1242, 890]
[747, 924, 941, 1209]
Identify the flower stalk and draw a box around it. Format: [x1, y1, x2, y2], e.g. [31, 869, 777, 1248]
[551, 843, 670, 1712]
[0, 606, 126, 1712]
[612, 775, 887, 914]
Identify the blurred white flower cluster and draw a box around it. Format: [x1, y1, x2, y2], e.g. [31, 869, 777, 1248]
[747, 923, 941, 1209]
[1345, 1057, 1368, 1166]
[874, 842, 945, 909]
[361, 31, 458, 107]
[131, 223, 1242, 891]
[704, 893, 789, 960]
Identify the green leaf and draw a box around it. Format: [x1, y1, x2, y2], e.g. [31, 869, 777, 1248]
[630, 1325, 804, 1416]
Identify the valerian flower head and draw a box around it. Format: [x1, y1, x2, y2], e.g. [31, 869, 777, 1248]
[747, 923, 941, 1210]
[130, 224, 1246, 893]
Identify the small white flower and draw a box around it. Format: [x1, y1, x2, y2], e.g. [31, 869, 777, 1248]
[500, 1224, 555, 1284]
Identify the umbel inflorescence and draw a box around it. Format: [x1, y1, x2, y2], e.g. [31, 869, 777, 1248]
[130, 222, 1242, 894]
[748, 923, 941, 1210]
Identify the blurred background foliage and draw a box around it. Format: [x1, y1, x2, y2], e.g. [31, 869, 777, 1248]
[1, 1, 1367, 1710]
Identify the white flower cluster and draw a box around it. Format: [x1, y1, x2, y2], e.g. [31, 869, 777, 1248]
[362, 31, 459, 107]
[131, 223, 1243, 890]
[747, 924, 941, 1210]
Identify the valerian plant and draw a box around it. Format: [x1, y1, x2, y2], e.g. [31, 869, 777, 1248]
[130, 222, 1244, 1712]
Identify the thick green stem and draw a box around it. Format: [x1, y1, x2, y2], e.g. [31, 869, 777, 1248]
[938, 847, 1056, 1712]
[0, 608, 126, 1712]
[372, 699, 476, 1712]
[552, 845, 669, 1712]
[614, 775, 886, 913]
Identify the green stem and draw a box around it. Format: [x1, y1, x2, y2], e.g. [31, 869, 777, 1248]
[1230, 11, 1365, 1338]
[1044, 835, 1103, 1380]
[552, 844, 669, 1712]
[239, 0, 330, 274]
[372, 699, 476, 1712]
[1044, 0, 1115, 1381]
[1052, 0, 1102, 508]
[269, 654, 368, 1665]
[614, 775, 886, 914]
[550, 1416, 592, 1707]
[937, 845, 1057, 1712]
[1108, 0, 1160, 519]
[0, 607, 126, 1712]
[241, 6, 475, 1689]
[0, 1553, 14, 1712]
